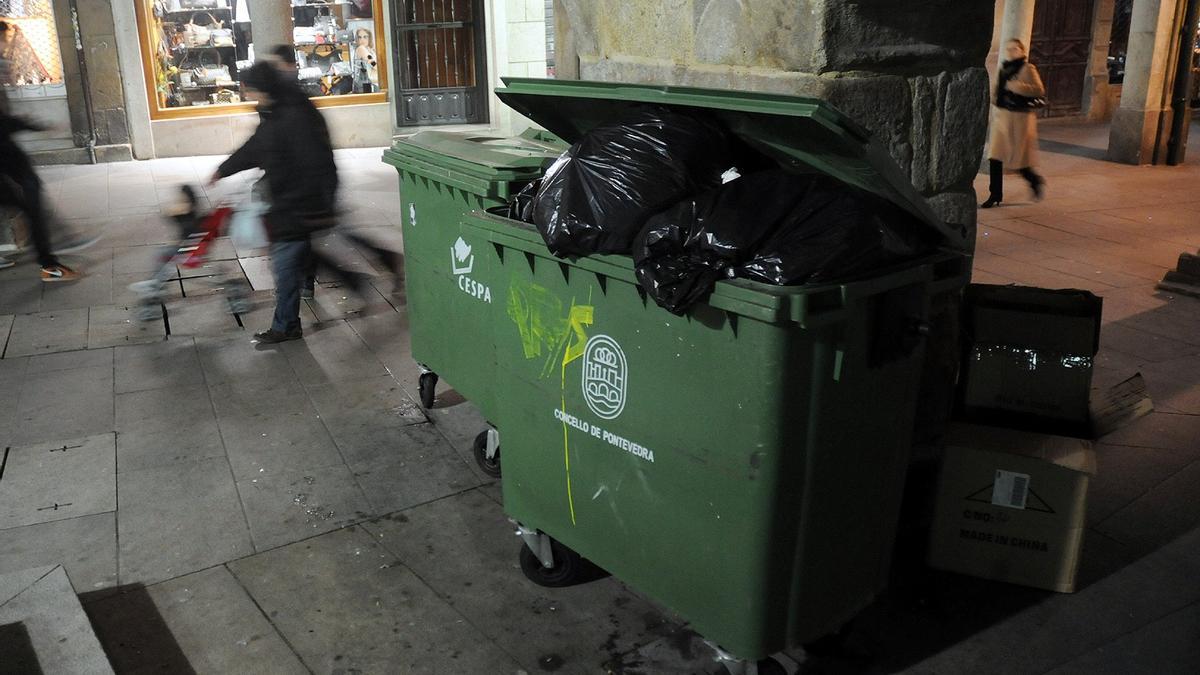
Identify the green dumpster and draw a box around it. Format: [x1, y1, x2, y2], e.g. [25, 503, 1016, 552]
[461, 79, 970, 667]
[381, 129, 564, 425]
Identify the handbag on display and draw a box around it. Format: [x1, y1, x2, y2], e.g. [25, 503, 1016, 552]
[298, 66, 324, 81]
[192, 51, 231, 85]
[210, 27, 235, 48]
[181, 13, 222, 48]
[211, 89, 241, 104]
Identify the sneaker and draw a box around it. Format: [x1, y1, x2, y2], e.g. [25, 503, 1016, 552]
[0, 256, 13, 269]
[253, 328, 303, 343]
[41, 263, 81, 282]
[52, 233, 103, 255]
[301, 287, 315, 300]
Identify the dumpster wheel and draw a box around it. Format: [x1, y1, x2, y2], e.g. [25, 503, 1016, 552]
[712, 652, 786, 675]
[751, 658, 786, 675]
[417, 371, 438, 409]
[519, 539, 583, 587]
[472, 429, 501, 478]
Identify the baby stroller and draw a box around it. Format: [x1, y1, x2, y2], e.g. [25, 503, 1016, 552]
[130, 184, 257, 322]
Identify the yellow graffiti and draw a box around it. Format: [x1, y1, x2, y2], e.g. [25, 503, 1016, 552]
[507, 280, 595, 527]
[563, 304, 594, 368]
[559, 300, 594, 526]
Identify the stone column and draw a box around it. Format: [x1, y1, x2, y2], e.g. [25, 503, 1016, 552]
[55, 0, 131, 149]
[999, 0, 1038, 50]
[1083, 0, 1118, 121]
[555, 0, 993, 241]
[1108, 0, 1182, 164]
[247, 0, 293, 58]
[987, 0, 1009, 92]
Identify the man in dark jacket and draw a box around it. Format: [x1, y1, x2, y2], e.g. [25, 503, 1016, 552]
[211, 61, 341, 343]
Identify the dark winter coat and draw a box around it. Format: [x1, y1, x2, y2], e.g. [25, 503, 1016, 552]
[217, 88, 339, 241]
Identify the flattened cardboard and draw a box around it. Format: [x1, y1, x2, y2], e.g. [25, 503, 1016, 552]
[928, 423, 1094, 592]
[965, 285, 1103, 354]
[960, 284, 1103, 433]
[1090, 373, 1155, 438]
[963, 346, 1093, 427]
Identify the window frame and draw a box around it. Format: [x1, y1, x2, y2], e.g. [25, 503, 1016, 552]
[134, 0, 389, 120]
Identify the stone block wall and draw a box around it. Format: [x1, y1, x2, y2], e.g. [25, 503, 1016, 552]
[53, 0, 130, 148]
[506, 0, 549, 78]
[556, 0, 996, 243]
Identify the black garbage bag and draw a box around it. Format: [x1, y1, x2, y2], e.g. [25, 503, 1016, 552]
[634, 170, 937, 315]
[503, 178, 541, 223]
[532, 105, 732, 256]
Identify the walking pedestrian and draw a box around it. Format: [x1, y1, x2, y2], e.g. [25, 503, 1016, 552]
[0, 111, 82, 281]
[982, 39, 1047, 209]
[210, 59, 371, 343]
[1, 21, 16, 270]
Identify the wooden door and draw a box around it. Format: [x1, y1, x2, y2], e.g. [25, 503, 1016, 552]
[391, 0, 487, 126]
[1031, 0, 1096, 117]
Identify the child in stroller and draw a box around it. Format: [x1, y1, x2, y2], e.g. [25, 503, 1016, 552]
[129, 184, 254, 322]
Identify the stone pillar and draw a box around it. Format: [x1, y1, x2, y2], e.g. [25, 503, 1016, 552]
[555, 0, 993, 242]
[999, 0, 1037, 50]
[112, 0, 154, 158]
[247, 0, 293, 57]
[987, 0, 1009, 92]
[55, 0, 131, 148]
[552, 0, 579, 79]
[1083, 0, 1119, 121]
[1108, 0, 1181, 164]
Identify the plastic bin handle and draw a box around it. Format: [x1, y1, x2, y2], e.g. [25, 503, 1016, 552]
[788, 286, 848, 327]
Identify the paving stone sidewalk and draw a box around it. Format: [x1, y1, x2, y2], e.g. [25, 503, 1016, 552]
[0, 129, 1198, 674]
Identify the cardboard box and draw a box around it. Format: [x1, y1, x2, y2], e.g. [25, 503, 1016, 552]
[960, 284, 1103, 434]
[927, 423, 1096, 592]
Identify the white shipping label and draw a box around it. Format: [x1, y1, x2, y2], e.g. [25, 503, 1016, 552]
[991, 470, 1031, 510]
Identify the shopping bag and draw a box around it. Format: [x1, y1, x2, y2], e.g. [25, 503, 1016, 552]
[229, 201, 269, 250]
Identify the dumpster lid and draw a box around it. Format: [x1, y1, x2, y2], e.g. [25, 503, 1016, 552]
[392, 129, 565, 175]
[495, 78, 966, 249]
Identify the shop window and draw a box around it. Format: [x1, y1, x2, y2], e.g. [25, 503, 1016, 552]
[289, 0, 383, 97]
[135, 0, 387, 119]
[1, 0, 64, 87]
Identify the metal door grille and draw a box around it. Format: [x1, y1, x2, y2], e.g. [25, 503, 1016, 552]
[393, 0, 486, 126]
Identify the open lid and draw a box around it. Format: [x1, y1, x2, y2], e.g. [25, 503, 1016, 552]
[496, 77, 967, 249]
[389, 129, 565, 179]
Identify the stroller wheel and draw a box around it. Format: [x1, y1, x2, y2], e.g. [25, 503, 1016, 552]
[227, 297, 252, 315]
[134, 303, 162, 322]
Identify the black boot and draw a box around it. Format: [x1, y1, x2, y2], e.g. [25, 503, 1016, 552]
[981, 159, 1003, 208]
[1020, 168, 1045, 201]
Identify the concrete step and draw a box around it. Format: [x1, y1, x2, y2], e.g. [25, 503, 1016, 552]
[20, 137, 75, 153]
[0, 565, 115, 674]
[1156, 279, 1200, 299]
[1162, 269, 1200, 286]
[1175, 252, 1200, 279]
[29, 144, 133, 166]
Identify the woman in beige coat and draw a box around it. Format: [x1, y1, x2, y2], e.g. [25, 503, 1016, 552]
[982, 39, 1046, 208]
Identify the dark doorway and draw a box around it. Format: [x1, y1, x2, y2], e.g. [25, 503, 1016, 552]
[391, 0, 488, 126]
[1031, 0, 1096, 117]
